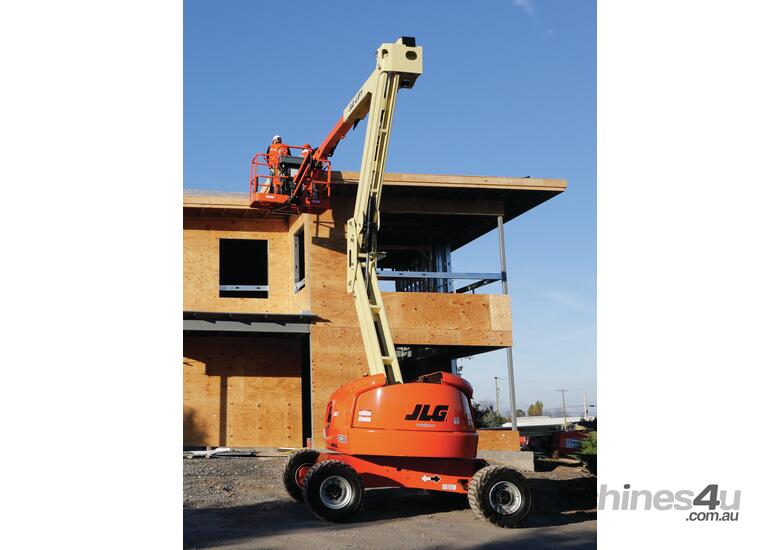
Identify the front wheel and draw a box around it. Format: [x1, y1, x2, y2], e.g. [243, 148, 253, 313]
[468, 465, 532, 528]
[303, 460, 364, 522]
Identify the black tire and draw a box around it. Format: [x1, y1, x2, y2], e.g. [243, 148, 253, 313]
[282, 449, 320, 502]
[302, 460, 364, 522]
[468, 465, 532, 528]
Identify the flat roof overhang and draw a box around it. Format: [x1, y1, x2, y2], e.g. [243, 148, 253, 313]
[184, 171, 567, 250]
[183, 311, 313, 334]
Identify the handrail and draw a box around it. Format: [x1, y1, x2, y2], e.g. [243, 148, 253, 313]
[248, 145, 331, 213]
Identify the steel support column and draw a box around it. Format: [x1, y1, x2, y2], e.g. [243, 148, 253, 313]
[497, 215, 518, 431]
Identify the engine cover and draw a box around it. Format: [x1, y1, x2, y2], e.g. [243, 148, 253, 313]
[323, 371, 479, 458]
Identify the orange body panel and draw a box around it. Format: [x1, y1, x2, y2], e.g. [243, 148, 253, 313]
[323, 372, 479, 459]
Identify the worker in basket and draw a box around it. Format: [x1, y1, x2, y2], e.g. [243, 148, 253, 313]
[299, 143, 320, 202]
[265, 135, 291, 194]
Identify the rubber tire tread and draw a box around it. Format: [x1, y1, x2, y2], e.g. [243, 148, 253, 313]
[302, 460, 364, 522]
[468, 465, 532, 528]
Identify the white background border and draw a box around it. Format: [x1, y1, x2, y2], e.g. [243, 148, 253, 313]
[1, 1, 778, 547]
[1, 1, 183, 547]
[599, 0, 779, 546]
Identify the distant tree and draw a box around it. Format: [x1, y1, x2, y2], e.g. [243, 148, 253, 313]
[472, 400, 509, 428]
[471, 400, 488, 426]
[515, 409, 526, 417]
[580, 431, 597, 474]
[481, 409, 509, 428]
[580, 431, 597, 455]
[527, 400, 544, 416]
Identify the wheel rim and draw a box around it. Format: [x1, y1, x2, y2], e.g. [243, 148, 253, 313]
[488, 481, 523, 515]
[319, 475, 353, 509]
[294, 464, 312, 488]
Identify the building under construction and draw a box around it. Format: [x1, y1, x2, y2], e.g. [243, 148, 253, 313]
[183, 170, 566, 449]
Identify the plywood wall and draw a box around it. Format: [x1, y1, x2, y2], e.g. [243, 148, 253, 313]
[384, 293, 512, 347]
[307, 196, 370, 443]
[184, 217, 311, 315]
[183, 335, 303, 448]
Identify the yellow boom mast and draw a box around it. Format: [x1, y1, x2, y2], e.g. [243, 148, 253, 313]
[343, 37, 423, 384]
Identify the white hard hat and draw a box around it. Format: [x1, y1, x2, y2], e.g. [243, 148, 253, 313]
[273, 134, 282, 142]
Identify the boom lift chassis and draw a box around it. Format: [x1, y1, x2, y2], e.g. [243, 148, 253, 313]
[250, 38, 532, 528]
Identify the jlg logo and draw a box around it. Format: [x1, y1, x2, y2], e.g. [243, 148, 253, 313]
[404, 404, 449, 422]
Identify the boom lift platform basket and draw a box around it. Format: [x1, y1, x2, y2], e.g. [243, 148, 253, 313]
[249, 145, 331, 214]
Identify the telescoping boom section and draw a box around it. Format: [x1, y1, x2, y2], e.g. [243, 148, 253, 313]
[344, 37, 422, 385]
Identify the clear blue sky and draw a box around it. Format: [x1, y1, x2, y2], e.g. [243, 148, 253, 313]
[185, 0, 595, 416]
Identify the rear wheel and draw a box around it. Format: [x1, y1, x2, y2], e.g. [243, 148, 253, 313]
[468, 465, 532, 528]
[302, 460, 364, 522]
[282, 449, 320, 502]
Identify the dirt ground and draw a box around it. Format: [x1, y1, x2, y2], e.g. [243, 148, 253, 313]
[183, 455, 596, 550]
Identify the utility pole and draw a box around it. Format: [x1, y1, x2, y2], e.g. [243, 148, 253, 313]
[497, 215, 518, 431]
[494, 376, 500, 416]
[557, 389, 569, 428]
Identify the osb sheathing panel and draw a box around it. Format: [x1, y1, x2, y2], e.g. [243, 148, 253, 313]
[385, 294, 512, 347]
[309, 327, 370, 442]
[477, 430, 521, 451]
[183, 217, 301, 314]
[183, 336, 302, 447]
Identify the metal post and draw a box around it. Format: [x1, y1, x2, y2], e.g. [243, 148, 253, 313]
[558, 389, 569, 429]
[497, 215, 518, 431]
[494, 377, 500, 415]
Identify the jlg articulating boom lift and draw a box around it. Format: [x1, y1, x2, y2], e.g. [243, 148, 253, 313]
[249, 37, 532, 528]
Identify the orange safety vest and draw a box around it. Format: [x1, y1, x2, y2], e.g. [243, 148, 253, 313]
[267, 142, 291, 167]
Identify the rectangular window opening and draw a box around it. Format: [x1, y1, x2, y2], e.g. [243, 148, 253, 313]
[219, 238, 268, 298]
[376, 215, 453, 293]
[293, 228, 305, 292]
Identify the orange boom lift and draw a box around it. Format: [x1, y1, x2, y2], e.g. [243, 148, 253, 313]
[249, 37, 532, 527]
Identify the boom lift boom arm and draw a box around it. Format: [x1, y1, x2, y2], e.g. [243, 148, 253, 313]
[332, 37, 422, 385]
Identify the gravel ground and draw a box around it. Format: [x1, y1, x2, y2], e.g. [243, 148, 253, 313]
[184, 455, 596, 549]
